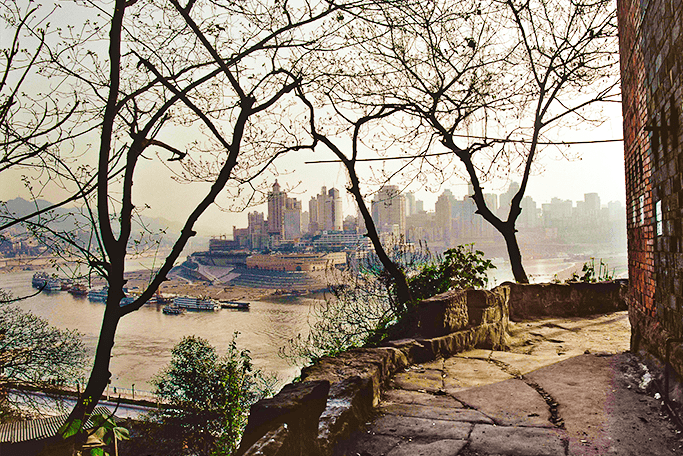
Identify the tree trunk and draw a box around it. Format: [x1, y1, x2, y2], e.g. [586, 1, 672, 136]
[58, 282, 124, 447]
[349, 183, 413, 310]
[500, 225, 529, 283]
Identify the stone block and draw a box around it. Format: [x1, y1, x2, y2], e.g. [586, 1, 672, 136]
[415, 289, 469, 338]
[317, 376, 374, 456]
[242, 424, 289, 456]
[468, 424, 567, 456]
[237, 380, 330, 456]
[502, 281, 628, 320]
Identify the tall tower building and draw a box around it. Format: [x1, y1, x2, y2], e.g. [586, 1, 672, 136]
[405, 192, 417, 216]
[371, 185, 406, 235]
[267, 180, 286, 236]
[435, 189, 455, 242]
[308, 187, 343, 233]
[267, 180, 301, 239]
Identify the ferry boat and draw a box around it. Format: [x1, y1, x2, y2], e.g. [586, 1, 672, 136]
[31, 272, 50, 288]
[220, 300, 250, 310]
[162, 305, 184, 315]
[68, 283, 88, 296]
[88, 288, 109, 302]
[43, 279, 63, 292]
[173, 296, 218, 311]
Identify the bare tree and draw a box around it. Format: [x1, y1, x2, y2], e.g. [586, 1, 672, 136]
[0, 0, 370, 448]
[0, 2, 101, 233]
[296, 89, 415, 309]
[314, 0, 619, 282]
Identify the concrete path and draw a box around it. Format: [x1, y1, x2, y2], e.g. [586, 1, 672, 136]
[337, 312, 683, 455]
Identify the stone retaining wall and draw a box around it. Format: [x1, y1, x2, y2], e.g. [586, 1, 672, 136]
[237, 282, 625, 456]
[501, 280, 628, 320]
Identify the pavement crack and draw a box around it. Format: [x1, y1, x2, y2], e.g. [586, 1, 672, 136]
[486, 355, 522, 378]
[483, 356, 565, 429]
[522, 379, 565, 429]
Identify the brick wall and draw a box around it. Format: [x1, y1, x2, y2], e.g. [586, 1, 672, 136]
[618, 0, 683, 362]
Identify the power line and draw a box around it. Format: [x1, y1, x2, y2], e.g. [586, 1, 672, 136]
[305, 136, 624, 164]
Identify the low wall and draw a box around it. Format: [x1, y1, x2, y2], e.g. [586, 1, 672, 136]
[501, 279, 628, 320]
[237, 281, 626, 456]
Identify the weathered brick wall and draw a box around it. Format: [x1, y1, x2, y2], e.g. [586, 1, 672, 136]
[618, 0, 683, 358]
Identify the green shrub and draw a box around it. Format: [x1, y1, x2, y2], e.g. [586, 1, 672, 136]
[282, 242, 495, 366]
[567, 258, 614, 283]
[143, 334, 275, 456]
[408, 244, 495, 300]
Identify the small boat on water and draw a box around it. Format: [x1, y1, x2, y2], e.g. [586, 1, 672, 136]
[173, 296, 218, 311]
[31, 272, 50, 288]
[43, 279, 63, 292]
[220, 300, 250, 310]
[162, 305, 184, 315]
[88, 288, 109, 302]
[68, 283, 89, 296]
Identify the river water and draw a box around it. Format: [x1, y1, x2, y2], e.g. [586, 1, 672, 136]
[0, 270, 317, 395]
[0, 252, 628, 395]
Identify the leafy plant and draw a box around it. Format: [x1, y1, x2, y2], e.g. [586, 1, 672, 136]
[145, 333, 275, 456]
[88, 412, 130, 456]
[282, 242, 496, 365]
[567, 258, 614, 283]
[407, 245, 496, 300]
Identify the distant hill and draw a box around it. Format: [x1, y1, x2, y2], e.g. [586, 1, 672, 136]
[0, 197, 208, 252]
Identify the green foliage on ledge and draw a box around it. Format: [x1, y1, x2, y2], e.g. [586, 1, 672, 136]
[282, 243, 496, 366]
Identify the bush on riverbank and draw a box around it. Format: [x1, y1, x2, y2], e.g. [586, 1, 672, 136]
[124, 334, 275, 456]
[281, 244, 496, 366]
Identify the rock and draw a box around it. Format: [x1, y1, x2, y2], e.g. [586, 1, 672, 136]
[237, 380, 330, 456]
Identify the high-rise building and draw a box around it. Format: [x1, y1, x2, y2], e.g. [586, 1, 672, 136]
[267, 180, 286, 236]
[371, 185, 406, 235]
[283, 198, 302, 239]
[308, 187, 343, 233]
[267, 180, 301, 239]
[405, 192, 417, 216]
[435, 189, 455, 242]
[498, 181, 521, 219]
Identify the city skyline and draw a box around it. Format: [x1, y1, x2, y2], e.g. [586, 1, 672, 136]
[223, 178, 626, 247]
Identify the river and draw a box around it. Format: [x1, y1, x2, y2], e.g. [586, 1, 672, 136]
[0, 270, 317, 395]
[0, 252, 628, 395]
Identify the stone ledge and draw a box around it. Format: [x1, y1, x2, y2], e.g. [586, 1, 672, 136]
[502, 280, 628, 320]
[239, 281, 624, 456]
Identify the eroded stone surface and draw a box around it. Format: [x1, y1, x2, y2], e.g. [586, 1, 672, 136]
[392, 368, 444, 392]
[382, 389, 465, 408]
[468, 424, 567, 456]
[442, 357, 514, 392]
[453, 378, 551, 427]
[370, 415, 473, 440]
[340, 432, 401, 456]
[387, 439, 467, 456]
[380, 403, 493, 424]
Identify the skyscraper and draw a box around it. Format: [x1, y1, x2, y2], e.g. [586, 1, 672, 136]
[371, 185, 406, 235]
[268, 180, 302, 239]
[267, 180, 286, 236]
[308, 187, 343, 233]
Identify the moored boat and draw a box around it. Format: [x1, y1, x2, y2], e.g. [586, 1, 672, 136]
[44, 279, 62, 292]
[173, 296, 218, 311]
[162, 305, 184, 315]
[88, 288, 109, 302]
[220, 300, 250, 310]
[31, 272, 49, 288]
[68, 283, 88, 296]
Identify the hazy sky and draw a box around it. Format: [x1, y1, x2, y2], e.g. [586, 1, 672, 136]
[1, 102, 625, 237]
[0, 0, 626, 238]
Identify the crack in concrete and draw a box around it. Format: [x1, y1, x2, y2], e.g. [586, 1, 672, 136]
[484, 353, 566, 429]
